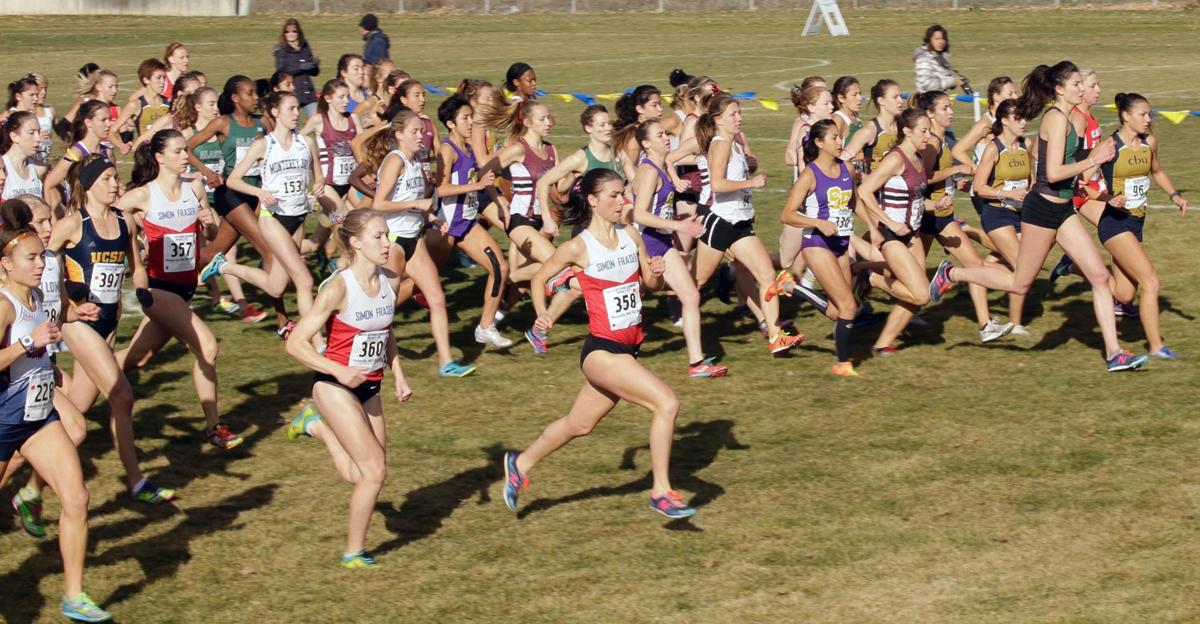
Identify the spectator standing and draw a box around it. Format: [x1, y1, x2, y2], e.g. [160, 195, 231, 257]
[360, 14, 390, 65]
[274, 18, 320, 118]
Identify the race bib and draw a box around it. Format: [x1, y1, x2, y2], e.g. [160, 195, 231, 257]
[833, 210, 854, 237]
[602, 282, 642, 331]
[277, 173, 306, 201]
[163, 232, 196, 273]
[1124, 176, 1150, 210]
[348, 330, 388, 371]
[912, 195, 926, 215]
[23, 369, 54, 422]
[333, 155, 356, 186]
[236, 145, 261, 177]
[89, 262, 124, 304]
[655, 202, 676, 235]
[1003, 179, 1028, 209]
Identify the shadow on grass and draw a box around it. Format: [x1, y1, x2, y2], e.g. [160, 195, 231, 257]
[373, 443, 505, 555]
[516, 419, 748, 520]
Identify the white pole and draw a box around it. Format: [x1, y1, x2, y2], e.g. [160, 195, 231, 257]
[972, 94, 982, 122]
[571, 0, 576, 11]
[657, 0, 664, 11]
[398, 0, 405, 12]
[313, 0, 319, 14]
[484, 0, 490, 11]
[748, 0, 756, 9]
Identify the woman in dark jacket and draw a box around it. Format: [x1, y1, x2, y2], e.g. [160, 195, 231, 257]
[274, 18, 320, 117]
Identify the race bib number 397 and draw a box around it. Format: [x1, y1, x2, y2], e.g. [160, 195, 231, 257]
[89, 262, 124, 304]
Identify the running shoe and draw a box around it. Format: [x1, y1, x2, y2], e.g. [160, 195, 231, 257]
[457, 249, 476, 268]
[132, 479, 176, 504]
[1114, 301, 1140, 318]
[928, 260, 955, 303]
[240, 302, 268, 324]
[1009, 324, 1030, 337]
[340, 549, 380, 570]
[1049, 254, 1074, 290]
[649, 490, 697, 519]
[277, 321, 296, 342]
[198, 253, 226, 283]
[287, 403, 320, 441]
[215, 295, 240, 316]
[545, 267, 574, 297]
[525, 328, 548, 355]
[688, 360, 728, 378]
[853, 269, 873, 302]
[438, 360, 477, 378]
[764, 269, 795, 302]
[12, 490, 46, 539]
[1106, 349, 1149, 373]
[980, 318, 1015, 343]
[768, 332, 804, 355]
[757, 320, 770, 339]
[503, 451, 528, 512]
[494, 308, 507, 323]
[208, 422, 244, 450]
[61, 593, 111, 622]
[475, 325, 514, 349]
[831, 362, 861, 377]
[799, 268, 817, 290]
[872, 344, 897, 357]
[1150, 347, 1183, 359]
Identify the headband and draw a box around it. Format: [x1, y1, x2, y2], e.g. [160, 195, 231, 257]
[2, 231, 35, 255]
[79, 158, 115, 191]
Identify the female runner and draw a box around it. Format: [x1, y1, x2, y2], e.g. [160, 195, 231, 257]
[302, 79, 362, 206]
[1, 112, 47, 201]
[5, 76, 53, 163]
[777, 84, 833, 288]
[113, 129, 242, 449]
[842, 79, 902, 177]
[336, 54, 369, 114]
[109, 58, 169, 155]
[504, 62, 538, 102]
[831, 76, 862, 152]
[284, 209, 411, 569]
[458, 79, 507, 228]
[629, 120, 722, 376]
[502, 168, 696, 520]
[385, 79, 441, 179]
[951, 76, 1018, 252]
[44, 100, 111, 215]
[162, 42, 190, 101]
[970, 100, 1033, 339]
[929, 61, 1147, 372]
[54, 154, 176, 502]
[612, 85, 662, 182]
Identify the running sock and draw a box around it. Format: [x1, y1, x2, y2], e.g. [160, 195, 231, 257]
[794, 283, 829, 316]
[834, 318, 854, 363]
[689, 359, 702, 367]
[18, 485, 41, 504]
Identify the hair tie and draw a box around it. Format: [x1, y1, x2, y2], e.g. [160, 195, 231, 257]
[78, 157, 115, 191]
[709, 83, 720, 94]
[2, 231, 34, 255]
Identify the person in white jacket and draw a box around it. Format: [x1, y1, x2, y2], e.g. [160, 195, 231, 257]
[913, 25, 962, 94]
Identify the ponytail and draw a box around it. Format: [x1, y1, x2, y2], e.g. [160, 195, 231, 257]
[990, 99, 1022, 137]
[1114, 92, 1151, 137]
[563, 168, 622, 228]
[262, 92, 297, 125]
[913, 90, 947, 114]
[0, 197, 34, 231]
[869, 79, 899, 112]
[479, 98, 545, 137]
[176, 86, 215, 130]
[696, 92, 736, 153]
[130, 129, 183, 189]
[383, 79, 423, 122]
[1015, 61, 1078, 121]
[69, 100, 107, 145]
[362, 110, 418, 173]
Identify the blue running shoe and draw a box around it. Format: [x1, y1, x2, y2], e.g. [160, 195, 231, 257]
[340, 549, 380, 569]
[1049, 254, 1074, 291]
[1106, 349, 1148, 372]
[649, 490, 697, 519]
[61, 593, 111, 622]
[132, 479, 176, 504]
[438, 360, 477, 377]
[524, 329, 548, 355]
[199, 253, 227, 283]
[1151, 347, 1183, 359]
[287, 403, 321, 441]
[503, 451, 527, 512]
[929, 260, 955, 304]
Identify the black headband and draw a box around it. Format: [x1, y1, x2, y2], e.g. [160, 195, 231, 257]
[79, 158, 115, 191]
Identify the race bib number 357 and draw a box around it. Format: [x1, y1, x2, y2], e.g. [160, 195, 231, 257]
[163, 233, 195, 273]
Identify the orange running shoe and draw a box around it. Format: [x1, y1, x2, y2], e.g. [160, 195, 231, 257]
[769, 332, 804, 355]
[831, 362, 860, 377]
[764, 269, 795, 302]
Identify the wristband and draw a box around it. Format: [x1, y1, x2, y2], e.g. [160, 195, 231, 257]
[1169, 191, 1182, 200]
[18, 334, 35, 355]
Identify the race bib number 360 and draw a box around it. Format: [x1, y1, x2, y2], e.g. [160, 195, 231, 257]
[349, 330, 388, 371]
[602, 282, 642, 331]
[89, 262, 124, 304]
[163, 233, 195, 273]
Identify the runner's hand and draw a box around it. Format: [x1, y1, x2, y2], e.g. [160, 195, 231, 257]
[335, 366, 366, 389]
[533, 313, 553, 335]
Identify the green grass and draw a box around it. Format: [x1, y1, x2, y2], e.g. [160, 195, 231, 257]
[2, 7, 1200, 623]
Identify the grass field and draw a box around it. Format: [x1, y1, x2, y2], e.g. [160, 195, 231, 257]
[1, 7, 1199, 623]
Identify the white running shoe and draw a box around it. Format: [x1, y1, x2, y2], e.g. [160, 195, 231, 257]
[1009, 324, 1030, 337]
[475, 325, 514, 348]
[800, 268, 817, 290]
[979, 318, 1014, 343]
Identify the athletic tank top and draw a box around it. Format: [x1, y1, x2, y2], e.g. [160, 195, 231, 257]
[576, 226, 644, 346]
[0, 287, 54, 424]
[323, 268, 396, 381]
[438, 141, 479, 229]
[1102, 132, 1153, 219]
[1033, 108, 1078, 201]
[1074, 106, 1106, 196]
[63, 207, 128, 314]
[508, 138, 556, 217]
[221, 114, 264, 181]
[135, 95, 170, 137]
[669, 109, 686, 151]
[381, 150, 426, 238]
[880, 148, 926, 231]
[40, 250, 61, 327]
[35, 107, 52, 161]
[973, 110, 998, 164]
[834, 110, 862, 146]
[925, 134, 957, 216]
[636, 158, 674, 235]
[802, 161, 855, 237]
[261, 132, 313, 217]
[63, 140, 113, 165]
[709, 136, 753, 223]
[862, 118, 896, 175]
[416, 117, 436, 178]
[190, 125, 224, 200]
[985, 137, 1031, 212]
[2, 154, 42, 200]
[583, 145, 620, 174]
[318, 111, 358, 186]
[143, 180, 201, 284]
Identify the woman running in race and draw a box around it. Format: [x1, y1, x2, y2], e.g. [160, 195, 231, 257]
[112, 129, 242, 449]
[1089, 93, 1187, 358]
[5, 76, 53, 164]
[202, 92, 323, 339]
[972, 99, 1033, 337]
[457, 79, 506, 228]
[502, 168, 696, 520]
[303, 79, 363, 208]
[504, 62, 538, 102]
[629, 120, 722, 377]
[109, 58, 169, 155]
[1, 112, 47, 201]
[831, 76, 863, 153]
[384, 80, 441, 179]
[912, 90, 1008, 343]
[430, 95, 511, 348]
[842, 79, 902, 178]
[0, 216, 112, 622]
[612, 85, 662, 182]
[854, 108, 938, 356]
[951, 76, 1017, 251]
[162, 42, 190, 101]
[928, 61, 1147, 372]
[284, 209, 411, 569]
[370, 110, 475, 377]
[664, 74, 718, 254]
[57, 66, 117, 140]
[779, 119, 859, 375]
[54, 154, 176, 502]
[693, 92, 802, 356]
[336, 54, 370, 114]
[778, 84, 834, 286]
[355, 59, 395, 122]
[44, 100, 112, 215]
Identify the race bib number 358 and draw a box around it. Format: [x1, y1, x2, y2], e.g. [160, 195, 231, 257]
[602, 282, 642, 331]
